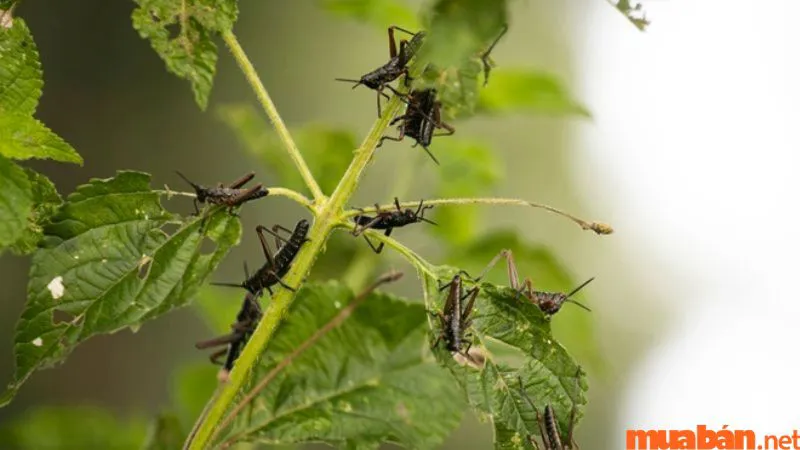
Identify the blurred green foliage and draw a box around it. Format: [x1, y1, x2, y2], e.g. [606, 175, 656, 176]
[0, 406, 148, 450]
[430, 140, 502, 246]
[320, 0, 418, 29]
[478, 69, 591, 117]
[143, 413, 185, 450]
[217, 104, 357, 195]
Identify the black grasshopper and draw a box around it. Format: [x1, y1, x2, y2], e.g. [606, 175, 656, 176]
[480, 250, 593, 315]
[213, 219, 310, 295]
[335, 26, 426, 116]
[175, 171, 268, 215]
[517, 376, 581, 449]
[379, 87, 455, 165]
[195, 289, 263, 381]
[351, 198, 436, 254]
[431, 273, 480, 359]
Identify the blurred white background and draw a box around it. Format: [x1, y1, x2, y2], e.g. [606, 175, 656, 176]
[577, 0, 800, 443]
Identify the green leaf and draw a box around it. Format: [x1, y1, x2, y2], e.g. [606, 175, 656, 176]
[1, 171, 242, 407]
[8, 168, 63, 255]
[422, 268, 587, 449]
[430, 140, 502, 246]
[217, 104, 356, 194]
[222, 281, 464, 449]
[0, 405, 148, 449]
[0, 113, 83, 163]
[0, 15, 83, 166]
[320, 0, 418, 29]
[448, 231, 603, 374]
[142, 413, 184, 450]
[0, 155, 32, 249]
[131, 0, 239, 109]
[0, 17, 43, 116]
[419, 0, 507, 70]
[609, 0, 650, 31]
[478, 69, 591, 118]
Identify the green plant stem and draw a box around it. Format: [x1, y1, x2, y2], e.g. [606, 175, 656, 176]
[214, 271, 404, 447]
[341, 197, 614, 235]
[184, 90, 406, 450]
[222, 31, 324, 201]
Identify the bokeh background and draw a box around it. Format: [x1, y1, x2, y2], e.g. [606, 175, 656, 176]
[1, 0, 797, 449]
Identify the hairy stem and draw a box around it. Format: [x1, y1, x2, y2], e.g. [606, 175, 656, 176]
[222, 31, 324, 201]
[341, 197, 614, 235]
[184, 90, 406, 450]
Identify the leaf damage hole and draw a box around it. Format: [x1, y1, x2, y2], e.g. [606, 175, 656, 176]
[138, 255, 153, 280]
[200, 237, 217, 256]
[160, 223, 181, 236]
[53, 309, 76, 325]
[165, 22, 181, 40]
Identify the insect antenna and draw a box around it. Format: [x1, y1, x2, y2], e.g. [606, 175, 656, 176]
[334, 78, 363, 89]
[210, 282, 244, 289]
[564, 277, 595, 312]
[418, 216, 438, 226]
[174, 170, 202, 191]
[421, 146, 440, 165]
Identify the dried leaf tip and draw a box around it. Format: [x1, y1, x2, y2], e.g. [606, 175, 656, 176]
[0, 9, 13, 29]
[587, 221, 614, 235]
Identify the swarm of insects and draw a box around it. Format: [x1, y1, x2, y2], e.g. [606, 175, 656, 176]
[175, 171, 268, 215]
[518, 375, 582, 449]
[351, 198, 436, 253]
[195, 289, 264, 382]
[213, 219, 310, 295]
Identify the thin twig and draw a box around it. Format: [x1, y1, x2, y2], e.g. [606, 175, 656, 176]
[341, 197, 614, 235]
[212, 271, 404, 447]
[221, 31, 324, 201]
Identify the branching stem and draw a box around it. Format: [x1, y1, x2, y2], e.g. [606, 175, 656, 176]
[222, 31, 324, 201]
[184, 57, 407, 450]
